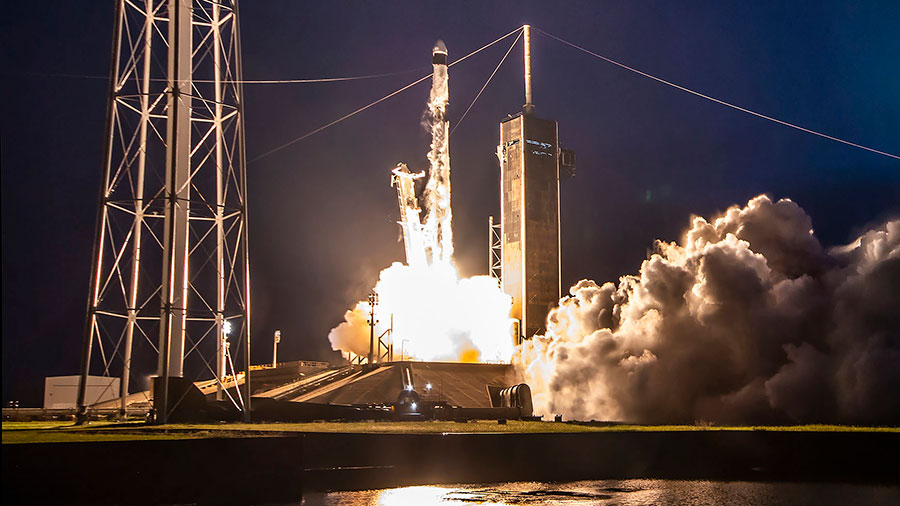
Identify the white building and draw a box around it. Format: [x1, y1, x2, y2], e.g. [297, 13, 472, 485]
[43, 375, 119, 409]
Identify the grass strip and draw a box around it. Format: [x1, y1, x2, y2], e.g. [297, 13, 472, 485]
[4, 420, 897, 444]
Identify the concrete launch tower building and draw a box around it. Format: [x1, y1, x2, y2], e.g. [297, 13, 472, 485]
[497, 26, 575, 343]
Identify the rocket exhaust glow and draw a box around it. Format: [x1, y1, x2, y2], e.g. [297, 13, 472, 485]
[423, 38, 453, 266]
[328, 40, 515, 364]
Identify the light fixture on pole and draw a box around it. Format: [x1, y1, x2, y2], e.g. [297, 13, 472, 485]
[216, 319, 232, 401]
[273, 330, 281, 367]
[367, 292, 378, 365]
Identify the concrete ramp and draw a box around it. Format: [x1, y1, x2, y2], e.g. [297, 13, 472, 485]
[409, 362, 520, 408]
[255, 367, 356, 401]
[292, 365, 401, 405]
[275, 361, 522, 408]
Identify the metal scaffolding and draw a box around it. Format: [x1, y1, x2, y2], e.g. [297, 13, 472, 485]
[489, 215, 502, 282]
[76, 0, 251, 423]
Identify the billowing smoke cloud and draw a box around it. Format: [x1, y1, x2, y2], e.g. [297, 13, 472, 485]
[328, 301, 372, 358]
[516, 195, 900, 424]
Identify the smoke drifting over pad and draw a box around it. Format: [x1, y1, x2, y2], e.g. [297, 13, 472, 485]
[517, 195, 900, 424]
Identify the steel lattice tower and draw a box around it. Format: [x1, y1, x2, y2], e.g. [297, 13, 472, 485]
[76, 0, 251, 423]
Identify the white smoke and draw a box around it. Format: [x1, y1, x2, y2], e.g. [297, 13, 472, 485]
[328, 301, 372, 358]
[422, 56, 453, 264]
[516, 195, 900, 424]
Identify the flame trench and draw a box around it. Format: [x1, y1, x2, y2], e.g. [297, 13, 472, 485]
[329, 42, 514, 364]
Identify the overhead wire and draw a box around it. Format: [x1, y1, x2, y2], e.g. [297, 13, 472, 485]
[18, 68, 429, 84]
[32, 25, 890, 163]
[450, 29, 522, 136]
[193, 68, 429, 84]
[19, 72, 108, 80]
[248, 72, 434, 163]
[446, 26, 523, 68]
[249, 26, 524, 163]
[534, 27, 899, 161]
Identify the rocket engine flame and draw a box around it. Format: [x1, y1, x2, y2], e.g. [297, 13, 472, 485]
[328, 262, 514, 363]
[516, 195, 900, 424]
[328, 41, 515, 363]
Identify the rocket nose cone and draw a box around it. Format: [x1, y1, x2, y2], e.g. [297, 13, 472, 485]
[432, 39, 448, 56]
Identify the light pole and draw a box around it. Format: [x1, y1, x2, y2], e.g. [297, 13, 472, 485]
[216, 320, 232, 401]
[367, 292, 378, 365]
[273, 330, 281, 367]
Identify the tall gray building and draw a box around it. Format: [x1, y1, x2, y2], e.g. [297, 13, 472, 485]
[498, 112, 574, 342]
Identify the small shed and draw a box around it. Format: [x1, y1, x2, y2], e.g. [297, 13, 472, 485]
[43, 375, 120, 409]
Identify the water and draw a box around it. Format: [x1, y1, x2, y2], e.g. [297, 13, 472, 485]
[298, 480, 900, 506]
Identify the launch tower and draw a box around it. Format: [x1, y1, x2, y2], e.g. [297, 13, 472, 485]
[497, 26, 575, 343]
[76, 0, 251, 423]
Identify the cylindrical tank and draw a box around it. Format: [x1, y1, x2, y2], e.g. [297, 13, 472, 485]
[498, 383, 533, 417]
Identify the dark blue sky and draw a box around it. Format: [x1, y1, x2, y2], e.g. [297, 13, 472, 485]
[2, 1, 898, 405]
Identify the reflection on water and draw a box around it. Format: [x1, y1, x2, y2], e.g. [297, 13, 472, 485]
[299, 480, 900, 506]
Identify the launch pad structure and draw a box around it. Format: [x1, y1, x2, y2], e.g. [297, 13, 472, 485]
[497, 25, 576, 342]
[73, 13, 573, 423]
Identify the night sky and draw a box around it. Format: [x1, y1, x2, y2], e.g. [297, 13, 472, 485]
[2, 1, 898, 406]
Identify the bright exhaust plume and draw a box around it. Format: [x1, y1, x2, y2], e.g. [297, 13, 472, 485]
[328, 44, 514, 363]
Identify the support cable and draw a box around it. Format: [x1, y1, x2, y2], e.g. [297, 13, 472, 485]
[249, 26, 524, 163]
[249, 74, 433, 163]
[17, 68, 428, 84]
[535, 28, 899, 161]
[451, 30, 522, 136]
[194, 68, 429, 84]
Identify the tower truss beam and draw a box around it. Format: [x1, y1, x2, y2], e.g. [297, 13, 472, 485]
[77, 0, 251, 424]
